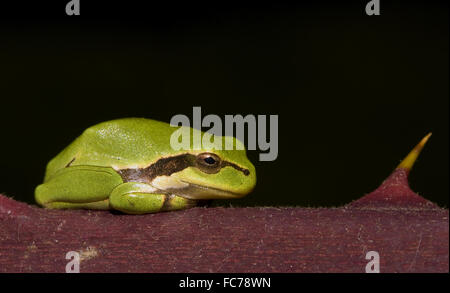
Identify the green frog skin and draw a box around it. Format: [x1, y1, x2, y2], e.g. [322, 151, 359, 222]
[35, 118, 256, 214]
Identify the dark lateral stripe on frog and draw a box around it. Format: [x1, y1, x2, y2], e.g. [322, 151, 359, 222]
[117, 153, 249, 183]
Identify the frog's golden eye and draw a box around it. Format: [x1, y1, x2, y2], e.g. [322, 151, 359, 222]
[196, 152, 221, 173]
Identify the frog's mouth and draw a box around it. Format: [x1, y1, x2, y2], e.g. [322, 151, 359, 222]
[170, 180, 245, 200]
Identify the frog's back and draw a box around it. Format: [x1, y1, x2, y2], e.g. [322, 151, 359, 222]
[44, 118, 177, 181]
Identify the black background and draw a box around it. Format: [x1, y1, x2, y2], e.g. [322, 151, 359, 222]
[0, 0, 448, 208]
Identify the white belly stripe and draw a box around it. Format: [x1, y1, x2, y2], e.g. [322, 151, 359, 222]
[151, 176, 189, 190]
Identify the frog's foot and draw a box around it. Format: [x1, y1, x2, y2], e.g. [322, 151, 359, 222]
[35, 165, 123, 210]
[109, 182, 197, 214]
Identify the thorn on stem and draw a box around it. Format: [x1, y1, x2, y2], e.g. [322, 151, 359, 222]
[396, 133, 432, 172]
[347, 133, 438, 209]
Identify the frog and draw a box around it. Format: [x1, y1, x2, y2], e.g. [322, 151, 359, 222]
[35, 118, 256, 214]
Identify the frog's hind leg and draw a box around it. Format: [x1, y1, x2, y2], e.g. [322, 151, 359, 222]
[42, 199, 111, 210]
[109, 182, 197, 214]
[35, 165, 124, 210]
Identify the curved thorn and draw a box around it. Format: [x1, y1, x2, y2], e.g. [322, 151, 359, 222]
[396, 133, 432, 171]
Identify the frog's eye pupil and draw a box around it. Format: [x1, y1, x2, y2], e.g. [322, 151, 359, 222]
[204, 157, 216, 165]
[197, 153, 221, 172]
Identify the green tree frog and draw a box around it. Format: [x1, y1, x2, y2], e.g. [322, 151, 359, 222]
[35, 118, 256, 214]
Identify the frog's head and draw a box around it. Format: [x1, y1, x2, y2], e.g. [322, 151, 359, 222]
[154, 134, 257, 200]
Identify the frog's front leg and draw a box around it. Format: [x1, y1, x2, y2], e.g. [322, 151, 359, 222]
[109, 182, 197, 214]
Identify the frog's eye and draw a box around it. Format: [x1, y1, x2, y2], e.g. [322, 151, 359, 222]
[196, 152, 221, 173]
